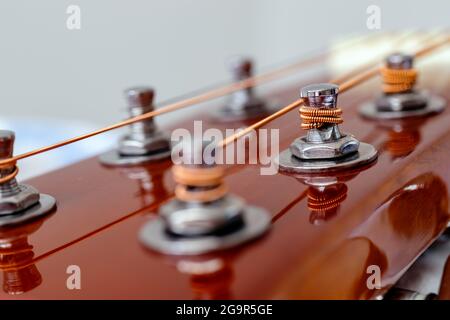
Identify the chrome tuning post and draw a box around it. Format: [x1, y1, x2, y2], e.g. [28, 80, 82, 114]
[213, 56, 270, 122]
[277, 83, 378, 173]
[139, 142, 270, 255]
[359, 53, 446, 120]
[99, 87, 171, 166]
[0, 131, 56, 227]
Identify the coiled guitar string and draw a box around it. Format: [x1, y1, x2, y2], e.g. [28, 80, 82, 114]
[299, 106, 343, 130]
[0, 162, 19, 184]
[218, 34, 449, 148]
[381, 67, 417, 93]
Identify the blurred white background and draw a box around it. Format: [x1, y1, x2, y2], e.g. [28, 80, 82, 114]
[0, 0, 448, 178]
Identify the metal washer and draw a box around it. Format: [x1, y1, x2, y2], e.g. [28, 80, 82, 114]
[277, 142, 378, 174]
[139, 206, 271, 255]
[0, 194, 56, 227]
[359, 95, 446, 120]
[211, 101, 278, 123]
[98, 148, 172, 167]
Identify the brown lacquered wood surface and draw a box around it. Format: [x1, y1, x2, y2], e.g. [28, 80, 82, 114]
[0, 49, 449, 299]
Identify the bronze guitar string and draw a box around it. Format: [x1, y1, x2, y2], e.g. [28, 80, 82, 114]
[299, 106, 343, 130]
[298, 32, 439, 130]
[0, 161, 18, 184]
[381, 67, 417, 93]
[0, 32, 420, 171]
[0, 33, 382, 169]
[1, 35, 447, 272]
[307, 184, 348, 212]
[219, 35, 449, 148]
[172, 165, 228, 202]
[0, 32, 446, 192]
[176, 36, 449, 205]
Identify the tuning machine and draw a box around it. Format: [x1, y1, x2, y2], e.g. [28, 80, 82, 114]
[360, 53, 446, 120]
[139, 143, 270, 255]
[277, 83, 378, 174]
[212, 56, 273, 122]
[0, 131, 56, 227]
[99, 87, 171, 166]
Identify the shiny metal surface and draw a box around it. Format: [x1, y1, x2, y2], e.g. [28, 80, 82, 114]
[0, 40, 447, 299]
[278, 142, 378, 174]
[280, 83, 376, 171]
[99, 145, 172, 167]
[99, 87, 171, 166]
[386, 53, 414, 69]
[0, 130, 15, 160]
[359, 53, 446, 119]
[300, 83, 339, 98]
[289, 134, 360, 159]
[214, 56, 271, 122]
[139, 205, 271, 255]
[360, 94, 446, 119]
[0, 194, 56, 227]
[0, 131, 41, 216]
[160, 196, 245, 237]
[290, 83, 360, 160]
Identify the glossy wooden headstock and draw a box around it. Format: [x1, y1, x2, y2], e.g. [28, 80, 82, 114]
[0, 33, 449, 299]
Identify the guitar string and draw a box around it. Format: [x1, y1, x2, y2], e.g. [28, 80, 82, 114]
[218, 29, 447, 158]
[218, 35, 450, 148]
[270, 38, 450, 225]
[0, 32, 416, 168]
[2, 34, 446, 271]
[153, 32, 389, 108]
[228, 40, 447, 224]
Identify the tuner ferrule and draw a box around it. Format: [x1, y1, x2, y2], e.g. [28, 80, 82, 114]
[99, 87, 171, 166]
[213, 56, 273, 122]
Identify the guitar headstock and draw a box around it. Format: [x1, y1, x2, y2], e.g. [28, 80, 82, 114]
[0, 31, 449, 300]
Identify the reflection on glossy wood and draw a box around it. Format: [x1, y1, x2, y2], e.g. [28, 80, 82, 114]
[0, 213, 53, 295]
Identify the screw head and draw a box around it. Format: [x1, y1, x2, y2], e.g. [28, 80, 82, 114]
[301, 83, 339, 108]
[300, 83, 339, 98]
[124, 87, 155, 108]
[386, 53, 414, 69]
[0, 130, 15, 159]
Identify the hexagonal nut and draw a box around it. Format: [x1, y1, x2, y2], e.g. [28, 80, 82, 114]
[119, 131, 171, 156]
[290, 134, 360, 160]
[0, 184, 40, 215]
